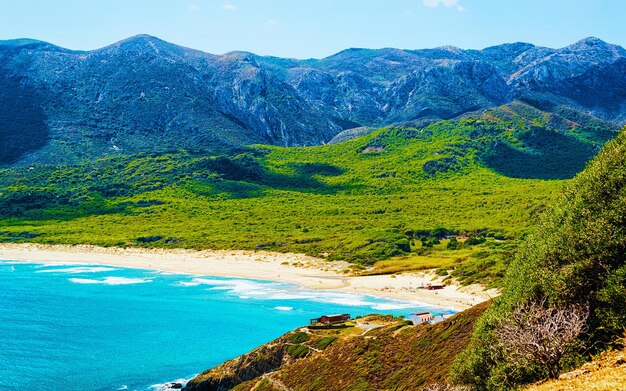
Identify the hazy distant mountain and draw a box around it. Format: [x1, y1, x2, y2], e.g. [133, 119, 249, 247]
[1, 35, 625, 165]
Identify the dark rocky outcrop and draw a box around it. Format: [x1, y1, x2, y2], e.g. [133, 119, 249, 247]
[328, 126, 374, 144]
[184, 331, 308, 391]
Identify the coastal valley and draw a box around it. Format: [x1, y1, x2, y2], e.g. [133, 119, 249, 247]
[0, 99, 617, 287]
[2, 33, 626, 390]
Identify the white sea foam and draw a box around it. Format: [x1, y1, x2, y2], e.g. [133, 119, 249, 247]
[150, 270, 179, 276]
[274, 306, 293, 311]
[178, 281, 199, 287]
[37, 266, 117, 274]
[371, 302, 416, 311]
[34, 262, 89, 267]
[69, 277, 153, 285]
[175, 277, 436, 312]
[0, 260, 32, 265]
[148, 377, 192, 390]
[321, 294, 378, 307]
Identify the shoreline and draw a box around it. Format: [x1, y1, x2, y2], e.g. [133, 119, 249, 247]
[0, 243, 498, 311]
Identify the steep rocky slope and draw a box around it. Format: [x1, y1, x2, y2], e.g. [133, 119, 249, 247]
[186, 302, 490, 391]
[1, 35, 625, 165]
[0, 35, 337, 165]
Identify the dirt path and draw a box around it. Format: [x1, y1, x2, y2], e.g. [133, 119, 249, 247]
[358, 322, 385, 336]
[263, 372, 293, 391]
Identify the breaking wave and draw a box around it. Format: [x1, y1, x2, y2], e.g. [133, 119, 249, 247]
[69, 277, 153, 285]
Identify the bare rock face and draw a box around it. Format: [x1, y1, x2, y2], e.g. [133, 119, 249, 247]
[1, 35, 625, 165]
[558, 368, 590, 380]
[384, 60, 511, 122]
[184, 342, 286, 391]
[509, 37, 626, 124]
[184, 330, 311, 391]
[329, 126, 374, 144]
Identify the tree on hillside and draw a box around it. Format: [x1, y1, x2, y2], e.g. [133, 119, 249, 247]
[492, 300, 589, 379]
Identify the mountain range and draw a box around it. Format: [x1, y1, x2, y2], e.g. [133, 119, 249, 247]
[1, 35, 625, 165]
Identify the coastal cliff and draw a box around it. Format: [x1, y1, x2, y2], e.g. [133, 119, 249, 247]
[185, 302, 490, 390]
[184, 331, 303, 391]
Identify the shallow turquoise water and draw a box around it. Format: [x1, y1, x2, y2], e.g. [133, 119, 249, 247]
[0, 260, 454, 390]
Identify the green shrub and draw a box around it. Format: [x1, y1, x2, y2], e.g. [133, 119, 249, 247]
[465, 234, 486, 246]
[288, 332, 310, 344]
[285, 344, 309, 358]
[314, 336, 337, 350]
[394, 238, 411, 253]
[434, 267, 449, 277]
[431, 227, 454, 238]
[447, 237, 459, 250]
[452, 128, 626, 389]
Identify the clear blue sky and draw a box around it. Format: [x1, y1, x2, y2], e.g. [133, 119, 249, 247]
[1, 0, 624, 58]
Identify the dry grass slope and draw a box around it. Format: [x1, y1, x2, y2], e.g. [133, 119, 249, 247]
[525, 345, 626, 391]
[233, 301, 491, 391]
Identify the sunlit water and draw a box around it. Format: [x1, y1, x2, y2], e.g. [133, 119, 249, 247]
[0, 260, 454, 390]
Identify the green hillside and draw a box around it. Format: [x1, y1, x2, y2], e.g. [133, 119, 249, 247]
[452, 127, 626, 388]
[267, 303, 491, 391]
[0, 104, 615, 286]
[186, 302, 491, 391]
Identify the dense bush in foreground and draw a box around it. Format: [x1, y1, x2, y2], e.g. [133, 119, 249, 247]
[452, 128, 626, 389]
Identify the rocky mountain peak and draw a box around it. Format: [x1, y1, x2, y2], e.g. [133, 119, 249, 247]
[436, 45, 464, 53]
[481, 42, 535, 60]
[0, 38, 49, 47]
[571, 36, 609, 47]
[0, 38, 68, 53]
[1, 35, 625, 165]
[220, 51, 259, 66]
[96, 34, 207, 60]
[564, 36, 625, 56]
[106, 34, 166, 51]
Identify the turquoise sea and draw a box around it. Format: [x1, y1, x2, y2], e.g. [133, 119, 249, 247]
[0, 260, 454, 390]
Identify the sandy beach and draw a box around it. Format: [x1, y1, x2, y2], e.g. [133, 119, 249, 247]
[0, 243, 498, 311]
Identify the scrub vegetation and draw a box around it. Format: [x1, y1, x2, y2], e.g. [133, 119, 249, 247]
[274, 305, 490, 391]
[452, 128, 626, 389]
[0, 109, 615, 287]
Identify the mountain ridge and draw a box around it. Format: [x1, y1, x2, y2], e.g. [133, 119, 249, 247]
[1, 34, 615, 58]
[1, 35, 625, 166]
